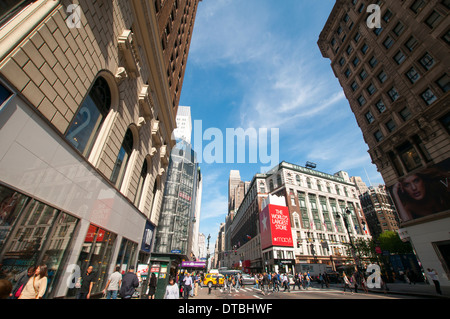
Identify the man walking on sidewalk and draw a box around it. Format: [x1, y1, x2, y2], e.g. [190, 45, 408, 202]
[427, 268, 442, 295]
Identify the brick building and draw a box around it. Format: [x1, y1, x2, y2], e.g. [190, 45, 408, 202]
[318, 0, 449, 286]
[0, 0, 200, 298]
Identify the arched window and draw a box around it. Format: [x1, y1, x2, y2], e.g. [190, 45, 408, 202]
[269, 179, 274, 192]
[110, 128, 133, 188]
[134, 159, 148, 207]
[65, 76, 112, 157]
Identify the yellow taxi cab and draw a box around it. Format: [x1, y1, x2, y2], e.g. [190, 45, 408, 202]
[203, 273, 225, 287]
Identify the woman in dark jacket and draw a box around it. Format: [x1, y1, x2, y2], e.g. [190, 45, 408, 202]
[148, 273, 157, 299]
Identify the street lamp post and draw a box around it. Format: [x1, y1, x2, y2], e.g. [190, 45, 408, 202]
[206, 234, 211, 272]
[336, 207, 361, 271]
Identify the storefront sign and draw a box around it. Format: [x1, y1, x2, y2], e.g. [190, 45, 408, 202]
[181, 261, 206, 268]
[259, 204, 294, 250]
[141, 221, 155, 253]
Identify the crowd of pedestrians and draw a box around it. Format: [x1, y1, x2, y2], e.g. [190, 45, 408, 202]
[0, 264, 445, 299]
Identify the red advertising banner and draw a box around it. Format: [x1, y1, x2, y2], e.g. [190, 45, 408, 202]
[259, 204, 294, 250]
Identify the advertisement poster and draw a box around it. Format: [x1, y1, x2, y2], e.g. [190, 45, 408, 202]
[259, 204, 294, 250]
[388, 158, 450, 223]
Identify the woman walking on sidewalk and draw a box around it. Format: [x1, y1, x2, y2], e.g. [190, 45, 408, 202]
[342, 272, 352, 295]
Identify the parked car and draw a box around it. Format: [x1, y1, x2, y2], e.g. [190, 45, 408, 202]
[203, 273, 225, 287]
[241, 274, 256, 285]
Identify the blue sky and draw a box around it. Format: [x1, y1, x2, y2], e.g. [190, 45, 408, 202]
[179, 0, 384, 253]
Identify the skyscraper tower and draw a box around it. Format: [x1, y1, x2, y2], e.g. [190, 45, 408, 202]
[318, 0, 449, 287]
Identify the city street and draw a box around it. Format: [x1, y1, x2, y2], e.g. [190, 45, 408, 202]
[194, 283, 438, 300]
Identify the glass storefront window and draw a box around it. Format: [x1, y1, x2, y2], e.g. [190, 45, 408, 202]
[0, 184, 79, 299]
[66, 224, 117, 297]
[115, 238, 138, 273]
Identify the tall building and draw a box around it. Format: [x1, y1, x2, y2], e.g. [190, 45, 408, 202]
[0, 0, 200, 298]
[350, 176, 370, 196]
[152, 105, 202, 295]
[172, 105, 192, 143]
[359, 185, 400, 238]
[318, 0, 449, 286]
[224, 162, 372, 274]
[153, 141, 201, 262]
[156, 0, 202, 112]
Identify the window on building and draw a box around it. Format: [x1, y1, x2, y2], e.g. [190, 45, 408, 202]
[385, 119, 396, 132]
[383, 36, 394, 49]
[110, 128, 134, 188]
[134, 159, 148, 207]
[65, 76, 112, 158]
[399, 107, 412, 121]
[358, 95, 367, 106]
[359, 69, 368, 81]
[377, 70, 388, 83]
[354, 32, 361, 43]
[404, 36, 418, 52]
[419, 53, 435, 71]
[393, 22, 405, 36]
[345, 68, 351, 78]
[405, 68, 421, 85]
[383, 9, 393, 22]
[353, 56, 360, 67]
[374, 27, 383, 36]
[441, 28, 450, 46]
[396, 141, 422, 171]
[389, 151, 405, 176]
[394, 50, 406, 65]
[388, 87, 400, 101]
[425, 10, 442, 29]
[439, 112, 450, 134]
[413, 135, 432, 162]
[351, 81, 359, 91]
[376, 99, 387, 113]
[0, 0, 36, 26]
[339, 57, 346, 66]
[374, 130, 384, 142]
[421, 88, 437, 105]
[367, 83, 377, 95]
[0, 184, 81, 299]
[346, 45, 353, 55]
[365, 111, 375, 124]
[269, 179, 274, 191]
[436, 73, 450, 92]
[369, 56, 378, 68]
[0, 82, 12, 110]
[277, 174, 282, 187]
[410, 0, 426, 14]
[361, 43, 369, 54]
[358, 3, 365, 13]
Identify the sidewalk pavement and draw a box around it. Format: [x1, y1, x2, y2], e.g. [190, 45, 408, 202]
[328, 281, 449, 299]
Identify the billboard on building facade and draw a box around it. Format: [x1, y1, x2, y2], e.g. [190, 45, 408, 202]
[388, 158, 450, 223]
[259, 204, 294, 250]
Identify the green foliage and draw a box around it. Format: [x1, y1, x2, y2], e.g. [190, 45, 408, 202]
[377, 231, 413, 254]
